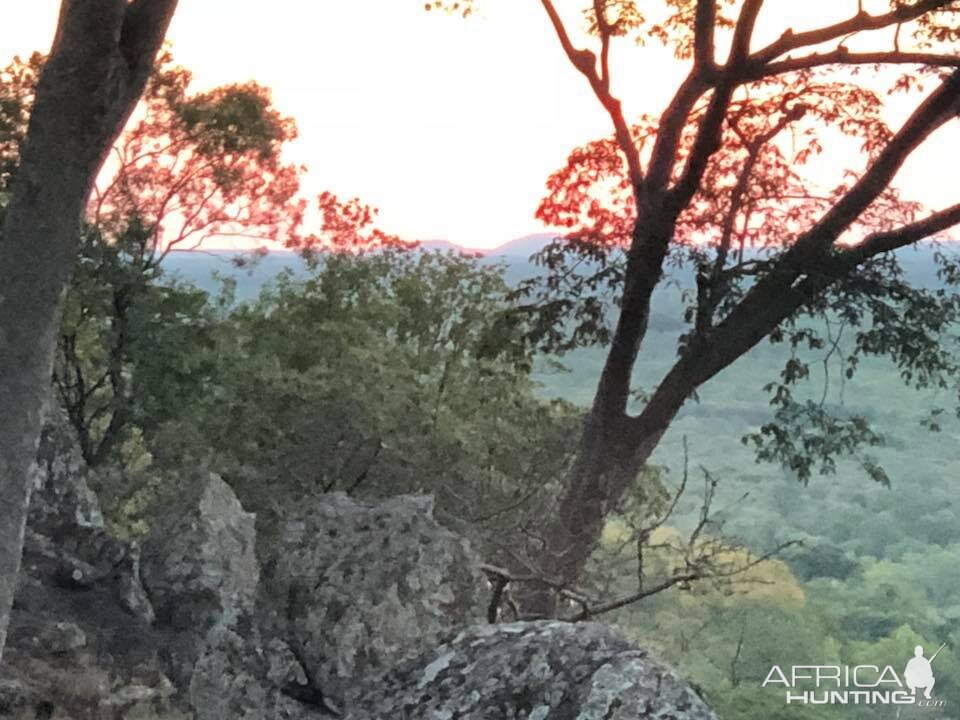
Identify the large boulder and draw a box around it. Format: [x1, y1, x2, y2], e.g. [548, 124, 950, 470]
[141, 472, 260, 630]
[258, 492, 487, 708]
[347, 621, 719, 720]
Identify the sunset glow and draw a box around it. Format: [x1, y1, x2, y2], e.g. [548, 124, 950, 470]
[4, 1, 958, 249]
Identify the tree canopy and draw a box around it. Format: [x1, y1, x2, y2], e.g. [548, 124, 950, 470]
[430, 0, 960, 612]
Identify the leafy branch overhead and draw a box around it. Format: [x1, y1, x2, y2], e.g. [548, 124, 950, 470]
[427, 0, 960, 606]
[504, 1, 960, 481]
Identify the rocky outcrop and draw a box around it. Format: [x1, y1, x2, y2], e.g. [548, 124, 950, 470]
[25, 407, 152, 626]
[347, 621, 719, 720]
[258, 492, 487, 709]
[2, 407, 720, 720]
[2, 408, 171, 719]
[142, 473, 259, 629]
[140, 472, 323, 718]
[140, 472, 260, 690]
[28, 406, 103, 534]
[188, 621, 321, 720]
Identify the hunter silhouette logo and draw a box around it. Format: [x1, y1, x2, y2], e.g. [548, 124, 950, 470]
[905, 643, 946, 700]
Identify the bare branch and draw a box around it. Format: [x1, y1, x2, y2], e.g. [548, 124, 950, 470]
[540, 0, 644, 193]
[568, 540, 798, 621]
[747, 50, 960, 79]
[751, 0, 956, 65]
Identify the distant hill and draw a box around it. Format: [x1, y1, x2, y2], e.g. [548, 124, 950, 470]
[417, 240, 479, 254]
[163, 250, 308, 300]
[418, 234, 556, 258]
[161, 236, 956, 302]
[485, 233, 556, 258]
[161, 234, 561, 299]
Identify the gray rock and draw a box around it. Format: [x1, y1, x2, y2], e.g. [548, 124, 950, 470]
[36, 620, 86, 654]
[23, 407, 154, 626]
[347, 621, 719, 720]
[190, 621, 326, 720]
[141, 473, 259, 630]
[29, 405, 104, 534]
[1, 405, 168, 719]
[6, 417, 721, 720]
[259, 493, 486, 707]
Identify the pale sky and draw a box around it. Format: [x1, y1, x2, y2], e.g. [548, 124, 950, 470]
[3, 1, 958, 248]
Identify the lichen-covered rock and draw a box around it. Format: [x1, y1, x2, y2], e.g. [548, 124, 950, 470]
[346, 621, 719, 720]
[141, 473, 259, 629]
[259, 493, 486, 707]
[23, 407, 153, 626]
[5, 415, 721, 720]
[29, 405, 104, 534]
[189, 620, 327, 720]
[136, 472, 261, 700]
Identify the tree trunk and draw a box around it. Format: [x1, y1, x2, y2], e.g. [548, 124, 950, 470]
[0, 0, 177, 664]
[525, 209, 690, 617]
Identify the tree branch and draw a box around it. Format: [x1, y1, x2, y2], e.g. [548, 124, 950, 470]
[751, 0, 956, 65]
[669, 83, 736, 210]
[796, 68, 960, 254]
[728, 0, 764, 65]
[631, 70, 960, 441]
[694, 0, 717, 70]
[840, 203, 960, 264]
[645, 74, 708, 192]
[746, 50, 960, 79]
[697, 103, 806, 335]
[540, 0, 644, 193]
[592, 0, 613, 89]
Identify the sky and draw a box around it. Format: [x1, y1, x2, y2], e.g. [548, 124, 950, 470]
[3, 1, 958, 249]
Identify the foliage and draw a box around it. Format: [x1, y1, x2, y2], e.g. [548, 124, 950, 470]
[33, 214, 584, 550]
[0, 53, 40, 202]
[495, 0, 960, 508]
[89, 50, 305, 257]
[0, 49, 306, 467]
[55, 222, 219, 467]
[86, 248, 580, 558]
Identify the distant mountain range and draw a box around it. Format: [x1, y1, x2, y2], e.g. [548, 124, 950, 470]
[160, 233, 558, 300]
[161, 234, 954, 303]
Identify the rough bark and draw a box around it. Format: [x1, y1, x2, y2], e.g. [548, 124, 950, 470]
[0, 0, 177, 664]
